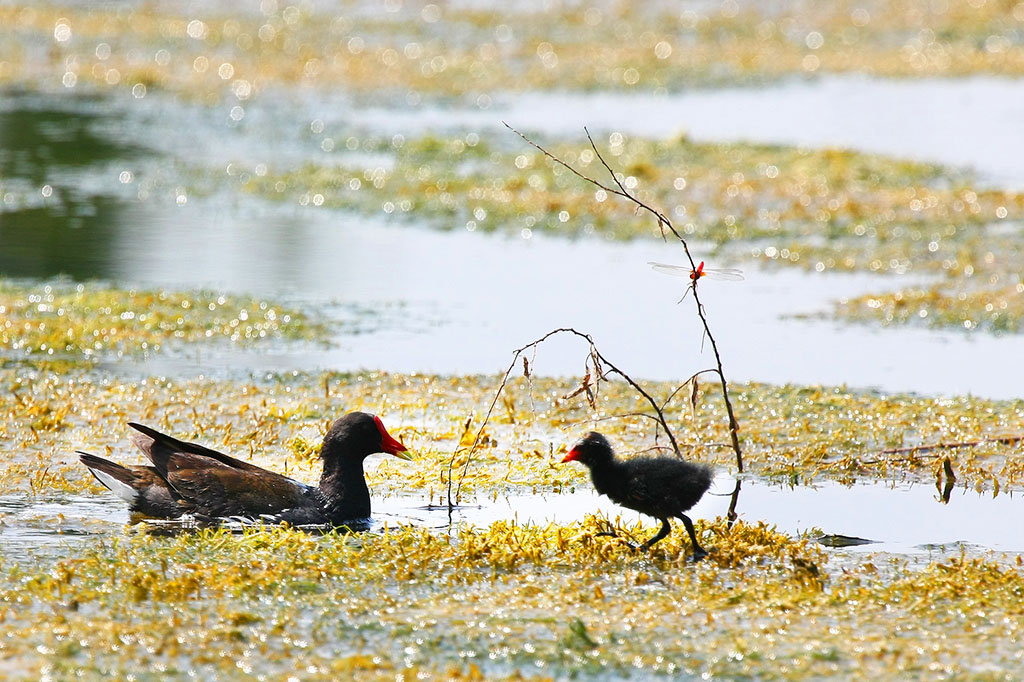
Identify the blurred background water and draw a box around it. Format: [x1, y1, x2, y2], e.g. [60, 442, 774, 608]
[3, 78, 1022, 397]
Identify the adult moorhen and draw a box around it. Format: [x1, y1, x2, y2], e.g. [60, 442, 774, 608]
[77, 411, 412, 525]
[562, 431, 712, 560]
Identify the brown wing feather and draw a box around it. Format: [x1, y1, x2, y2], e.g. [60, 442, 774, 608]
[165, 456, 310, 517]
[78, 452, 144, 487]
[128, 422, 267, 477]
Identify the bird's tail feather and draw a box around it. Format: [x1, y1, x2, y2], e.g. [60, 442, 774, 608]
[77, 451, 139, 503]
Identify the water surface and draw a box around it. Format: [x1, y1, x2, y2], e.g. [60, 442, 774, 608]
[3, 81, 1023, 399]
[353, 75, 1024, 188]
[6, 476, 1021, 561]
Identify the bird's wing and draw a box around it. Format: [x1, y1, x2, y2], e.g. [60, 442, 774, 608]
[620, 471, 653, 508]
[128, 422, 270, 477]
[165, 456, 311, 518]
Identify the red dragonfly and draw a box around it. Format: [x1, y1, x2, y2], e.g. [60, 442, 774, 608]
[648, 260, 745, 282]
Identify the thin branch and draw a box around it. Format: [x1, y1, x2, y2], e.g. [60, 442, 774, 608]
[446, 327, 694, 508]
[586, 127, 636, 202]
[726, 479, 742, 526]
[446, 327, 575, 507]
[579, 412, 675, 429]
[504, 122, 632, 203]
[580, 126, 695, 266]
[658, 369, 718, 413]
[504, 123, 744, 473]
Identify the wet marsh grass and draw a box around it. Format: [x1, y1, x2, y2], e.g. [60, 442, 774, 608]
[240, 131, 1016, 256]
[0, 368, 1022, 679]
[0, 279, 327, 361]
[0, 223, 1017, 678]
[835, 281, 1024, 333]
[2, 506, 1023, 680]
[1, 2, 1024, 677]
[2, 368, 1023, 500]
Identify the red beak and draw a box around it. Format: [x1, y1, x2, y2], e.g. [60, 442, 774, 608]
[561, 447, 581, 464]
[374, 416, 413, 460]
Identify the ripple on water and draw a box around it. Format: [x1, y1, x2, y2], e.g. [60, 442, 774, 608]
[0, 495, 128, 560]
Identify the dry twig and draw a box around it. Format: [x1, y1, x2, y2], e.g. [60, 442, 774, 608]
[503, 123, 744, 473]
[445, 328, 712, 506]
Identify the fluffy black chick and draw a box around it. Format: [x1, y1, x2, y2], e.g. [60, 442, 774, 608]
[563, 431, 712, 559]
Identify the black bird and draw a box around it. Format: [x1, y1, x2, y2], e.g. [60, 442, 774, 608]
[562, 431, 712, 559]
[78, 412, 412, 525]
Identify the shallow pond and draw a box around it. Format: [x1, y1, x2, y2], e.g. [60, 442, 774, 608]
[3, 83, 1023, 398]
[358, 75, 1024, 188]
[469, 478, 1024, 555]
[123, 219, 1022, 400]
[2, 71, 1024, 680]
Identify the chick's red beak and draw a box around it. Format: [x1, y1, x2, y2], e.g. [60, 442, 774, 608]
[374, 416, 413, 461]
[561, 446, 581, 464]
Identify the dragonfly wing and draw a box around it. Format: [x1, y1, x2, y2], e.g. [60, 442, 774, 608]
[703, 268, 745, 281]
[647, 262, 695, 278]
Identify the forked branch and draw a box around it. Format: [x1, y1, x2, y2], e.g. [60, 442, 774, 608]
[504, 123, 744, 472]
[446, 328, 706, 507]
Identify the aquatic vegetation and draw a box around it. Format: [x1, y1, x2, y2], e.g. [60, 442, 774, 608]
[39, 123, 1023, 337]
[1, 514, 1022, 680]
[241, 129, 1024, 333]
[1, 366, 1022, 678]
[245, 131, 1024, 266]
[0, 279, 326, 360]
[3, 3, 1023, 677]
[836, 281, 1024, 332]
[4, 1, 1024, 101]
[3, 2, 1023, 336]
[1, 367, 1022, 501]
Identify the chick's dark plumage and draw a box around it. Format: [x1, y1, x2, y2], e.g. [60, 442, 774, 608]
[563, 431, 712, 559]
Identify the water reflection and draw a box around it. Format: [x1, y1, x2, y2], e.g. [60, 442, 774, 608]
[0, 197, 128, 278]
[416, 477, 1024, 554]
[0, 103, 136, 177]
[0, 103, 144, 278]
[0, 495, 123, 561]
